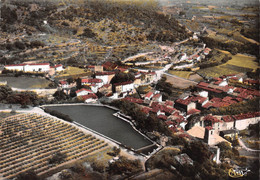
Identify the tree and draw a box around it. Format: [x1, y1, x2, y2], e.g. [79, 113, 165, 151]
[108, 156, 142, 175]
[53, 90, 67, 101]
[16, 170, 39, 180]
[183, 141, 211, 163]
[49, 151, 67, 164]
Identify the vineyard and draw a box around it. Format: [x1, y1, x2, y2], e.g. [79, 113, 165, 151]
[0, 113, 109, 179]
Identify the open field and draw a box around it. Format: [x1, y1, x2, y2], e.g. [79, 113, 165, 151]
[188, 74, 203, 82]
[164, 74, 197, 89]
[56, 66, 91, 78]
[0, 113, 110, 179]
[0, 76, 51, 89]
[197, 51, 258, 78]
[168, 70, 192, 79]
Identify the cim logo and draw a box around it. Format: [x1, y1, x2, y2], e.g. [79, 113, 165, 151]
[228, 168, 251, 178]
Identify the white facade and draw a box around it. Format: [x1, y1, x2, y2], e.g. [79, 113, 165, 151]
[199, 91, 208, 98]
[121, 83, 134, 92]
[219, 80, 228, 87]
[5, 63, 50, 72]
[76, 90, 92, 97]
[55, 65, 64, 72]
[5, 65, 24, 71]
[91, 85, 99, 93]
[235, 117, 260, 130]
[85, 98, 97, 103]
[96, 75, 109, 84]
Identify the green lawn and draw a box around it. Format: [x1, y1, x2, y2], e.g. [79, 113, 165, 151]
[197, 51, 258, 78]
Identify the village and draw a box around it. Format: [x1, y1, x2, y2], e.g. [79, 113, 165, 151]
[1, 37, 259, 163]
[0, 0, 259, 179]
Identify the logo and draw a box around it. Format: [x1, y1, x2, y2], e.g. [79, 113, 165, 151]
[228, 167, 251, 178]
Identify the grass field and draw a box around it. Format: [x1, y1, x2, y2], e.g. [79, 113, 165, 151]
[198, 51, 258, 78]
[168, 70, 193, 79]
[56, 66, 89, 78]
[0, 76, 51, 89]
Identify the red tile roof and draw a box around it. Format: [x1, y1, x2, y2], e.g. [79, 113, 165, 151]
[123, 97, 144, 104]
[86, 65, 95, 69]
[205, 126, 213, 130]
[165, 120, 174, 126]
[59, 80, 67, 85]
[158, 114, 167, 120]
[187, 109, 201, 115]
[198, 82, 209, 87]
[203, 115, 222, 123]
[233, 112, 260, 120]
[76, 88, 92, 94]
[230, 77, 238, 80]
[210, 97, 222, 103]
[214, 80, 223, 85]
[145, 91, 154, 98]
[222, 116, 234, 122]
[213, 77, 223, 81]
[175, 98, 192, 106]
[165, 100, 174, 106]
[5, 63, 50, 67]
[202, 102, 212, 109]
[82, 78, 102, 83]
[196, 85, 222, 93]
[152, 93, 162, 99]
[5, 64, 26, 67]
[55, 64, 62, 68]
[102, 62, 117, 70]
[102, 84, 111, 88]
[141, 107, 152, 114]
[81, 93, 98, 100]
[114, 81, 133, 86]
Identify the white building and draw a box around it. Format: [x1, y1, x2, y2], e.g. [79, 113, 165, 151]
[95, 72, 115, 84]
[81, 78, 103, 88]
[76, 88, 93, 97]
[5, 63, 50, 72]
[53, 64, 64, 72]
[114, 81, 134, 93]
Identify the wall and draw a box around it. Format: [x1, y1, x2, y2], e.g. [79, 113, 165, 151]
[187, 102, 196, 112]
[96, 75, 108, 84]
[24, 65, 50, 72]
[5, 66, 24, 71]
[235, 117, 260, 130]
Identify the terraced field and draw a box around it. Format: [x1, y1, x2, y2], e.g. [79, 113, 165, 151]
[0, 113, 109, 179]
[168, 70, 193, 79]
[197, 51, 258, 78]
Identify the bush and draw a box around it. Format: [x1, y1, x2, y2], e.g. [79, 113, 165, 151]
[16, 170, 39, 180]
[44, 108, 73, 122]
[48, 151, 67, 164]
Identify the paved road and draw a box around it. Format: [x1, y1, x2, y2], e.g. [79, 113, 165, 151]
[238, 137, 260, 152]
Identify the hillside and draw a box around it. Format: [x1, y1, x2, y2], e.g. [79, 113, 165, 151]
[0, 0, 190, 65]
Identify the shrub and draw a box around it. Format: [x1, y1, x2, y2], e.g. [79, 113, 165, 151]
[44, 108, 73, 122]
[48, 151, 67, 164]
